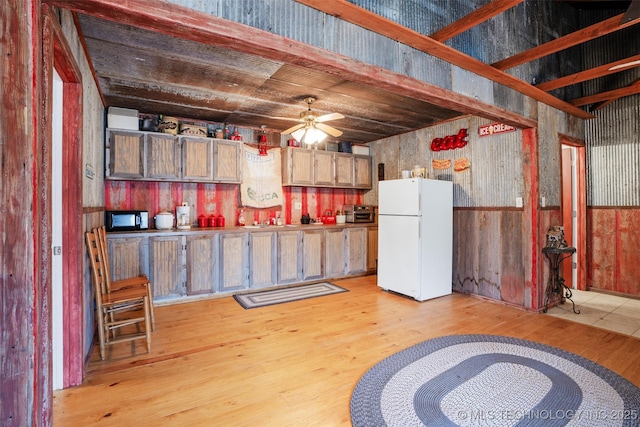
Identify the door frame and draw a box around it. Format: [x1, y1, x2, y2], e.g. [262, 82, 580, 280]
[43, 7, 85, 387]
[559, 134, 586, 291]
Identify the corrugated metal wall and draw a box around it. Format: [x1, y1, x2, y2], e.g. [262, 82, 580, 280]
[580, 10, 640, 207]
[369, 116, 524, 207]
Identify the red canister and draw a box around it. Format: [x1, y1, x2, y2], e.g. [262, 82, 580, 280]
[209, 216, 217, 227]
[198, 215, 207, 228]
[216, 214, 225, 228]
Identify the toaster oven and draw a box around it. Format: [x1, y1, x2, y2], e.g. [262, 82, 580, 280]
[344, 205, 375, 223]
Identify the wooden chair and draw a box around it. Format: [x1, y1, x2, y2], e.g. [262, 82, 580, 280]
[95, 225, 156, 330]
[86, 229, 152, 360]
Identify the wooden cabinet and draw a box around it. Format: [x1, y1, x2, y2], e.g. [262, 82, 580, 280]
[107, 235, 148, 281]
[301, 229, 324, 281]
[324, 228, 346, 278]
[281, 147, 372, 189]
[313, 150, 335, 186]
[354, 155, 372, 188]
[181, 136, 214, 181]
[277, 230, 301, 284]
[148, 235, 184, 298]
[249, 231, 277, 288]
[366, 227, 378, 272]
[106, 129, 241, 183]
[282, 147, 314, 185]
[185, 234, 218, 295]
[147, 133, 181, 180]
[346, 227, 367, 274]
[335, 153, 354, 187]
[213, 140, 242, 183]
[106, 130, 145, 179]
[219, 232, 249, 292]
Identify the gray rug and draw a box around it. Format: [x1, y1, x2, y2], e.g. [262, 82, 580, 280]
[351, 334, 640, 427]
[233, 282, 347, 309]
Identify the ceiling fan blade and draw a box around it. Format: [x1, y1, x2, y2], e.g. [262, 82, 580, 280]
[281, 123, 305, 135]
[316, 122, 343, 137]
[316, 112, 345, 123]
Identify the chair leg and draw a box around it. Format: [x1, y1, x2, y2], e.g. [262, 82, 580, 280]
[96, 307, 107, 360]
[143, 296, 152, 354]
[147, 285, 155, 331]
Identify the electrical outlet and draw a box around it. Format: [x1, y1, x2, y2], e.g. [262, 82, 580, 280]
[515, 197, 523, 208]
[294, 202, 302, 210]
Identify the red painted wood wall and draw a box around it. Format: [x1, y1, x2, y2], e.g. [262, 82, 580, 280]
[587, 207, 640, 296]
[105, 180, 364, 227]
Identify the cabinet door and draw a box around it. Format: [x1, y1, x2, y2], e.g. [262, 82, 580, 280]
[219, 233, 249, 292]
[213, 140, 242, 182]
[283, 148, 314, 185]
[277, 230, 301, 284]
[149, 235, 184, 298]
[334, 153, 354, 187]
[301, 230, 324, 281]
[147, 133, 180, 180]
[249, 232, 278, 288]
[324, 228, 346, 278]
[314, 151, 335, 186]
[367, 227, 378, 272]
[354, 155, 372, 189]
[346, 227, 367, 274]
[106, 130, 145, 179]
[186, 234, 218, 295]
[107, 236, 148, 281]
[181, 136, 214, 182]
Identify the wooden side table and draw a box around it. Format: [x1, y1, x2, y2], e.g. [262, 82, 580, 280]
[542, 246, 580, 314]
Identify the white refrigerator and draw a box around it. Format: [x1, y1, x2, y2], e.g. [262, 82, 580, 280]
[377, 178, 453, 301]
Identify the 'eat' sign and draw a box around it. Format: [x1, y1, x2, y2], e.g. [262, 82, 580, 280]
[431, 129, 468, 151]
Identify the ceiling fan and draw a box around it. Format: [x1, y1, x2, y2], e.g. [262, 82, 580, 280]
[281, 97, 345, 144]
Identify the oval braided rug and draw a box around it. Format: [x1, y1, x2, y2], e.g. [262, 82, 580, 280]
[351, 334, 640, 427]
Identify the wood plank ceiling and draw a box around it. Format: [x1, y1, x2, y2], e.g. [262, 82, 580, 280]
[50, 0, 640, 144]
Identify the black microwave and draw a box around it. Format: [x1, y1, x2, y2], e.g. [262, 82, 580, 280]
[105, 210, 149, 232]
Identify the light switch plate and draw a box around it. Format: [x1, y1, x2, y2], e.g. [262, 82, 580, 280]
[515, 197, 523, 208]
[294, 202, 302, 210]
[541, 196, 546, 207]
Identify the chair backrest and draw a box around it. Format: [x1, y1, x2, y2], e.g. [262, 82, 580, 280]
[85, 229, 108, 304]
[95, 225, 114, 292]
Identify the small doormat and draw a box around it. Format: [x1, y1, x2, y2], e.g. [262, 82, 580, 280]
[233, 282, 348, 309]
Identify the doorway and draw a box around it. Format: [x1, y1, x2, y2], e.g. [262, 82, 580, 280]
[560, 138, 586, 290]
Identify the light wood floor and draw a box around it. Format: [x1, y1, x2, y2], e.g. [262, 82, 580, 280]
[53, 276, 640, 426]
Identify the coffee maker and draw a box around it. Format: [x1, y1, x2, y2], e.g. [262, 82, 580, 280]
[176, 202, 191, 230]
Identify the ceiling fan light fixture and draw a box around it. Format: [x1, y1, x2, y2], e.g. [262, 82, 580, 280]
[291, 126, 328, 145]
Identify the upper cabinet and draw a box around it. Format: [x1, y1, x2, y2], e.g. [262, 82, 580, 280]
[106, 129, 241, 183]
[281, 147, 372, 189]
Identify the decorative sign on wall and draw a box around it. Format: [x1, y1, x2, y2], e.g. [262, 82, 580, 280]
[431, 129, 468, 151]
[478, 122, 515, 137]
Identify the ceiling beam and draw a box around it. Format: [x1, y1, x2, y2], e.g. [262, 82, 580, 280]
[536, 54, 640, 91]
[622, 0, 640, 24]
[429, 0, 524, 42]
[590, 78, 640, 111]
[295, 0, 593, 119]
[568, 80, 640, 106]
[43, 0, 537, 129]
[491, 13, 638, 71]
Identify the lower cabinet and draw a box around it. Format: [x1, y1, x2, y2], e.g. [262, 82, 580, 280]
[367, 227, 378, 272]
[278, 230, 301, 284]
[301, 230, 324, 281]
[185, 234, 218, 295]
[106, 225, 375, 301]
[249, 231, 277, 288]
[149, 235, 184, 298]
[325, 228, 346, 278]
[346, 227, 367, 275]
[219, 233, 249, 292]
